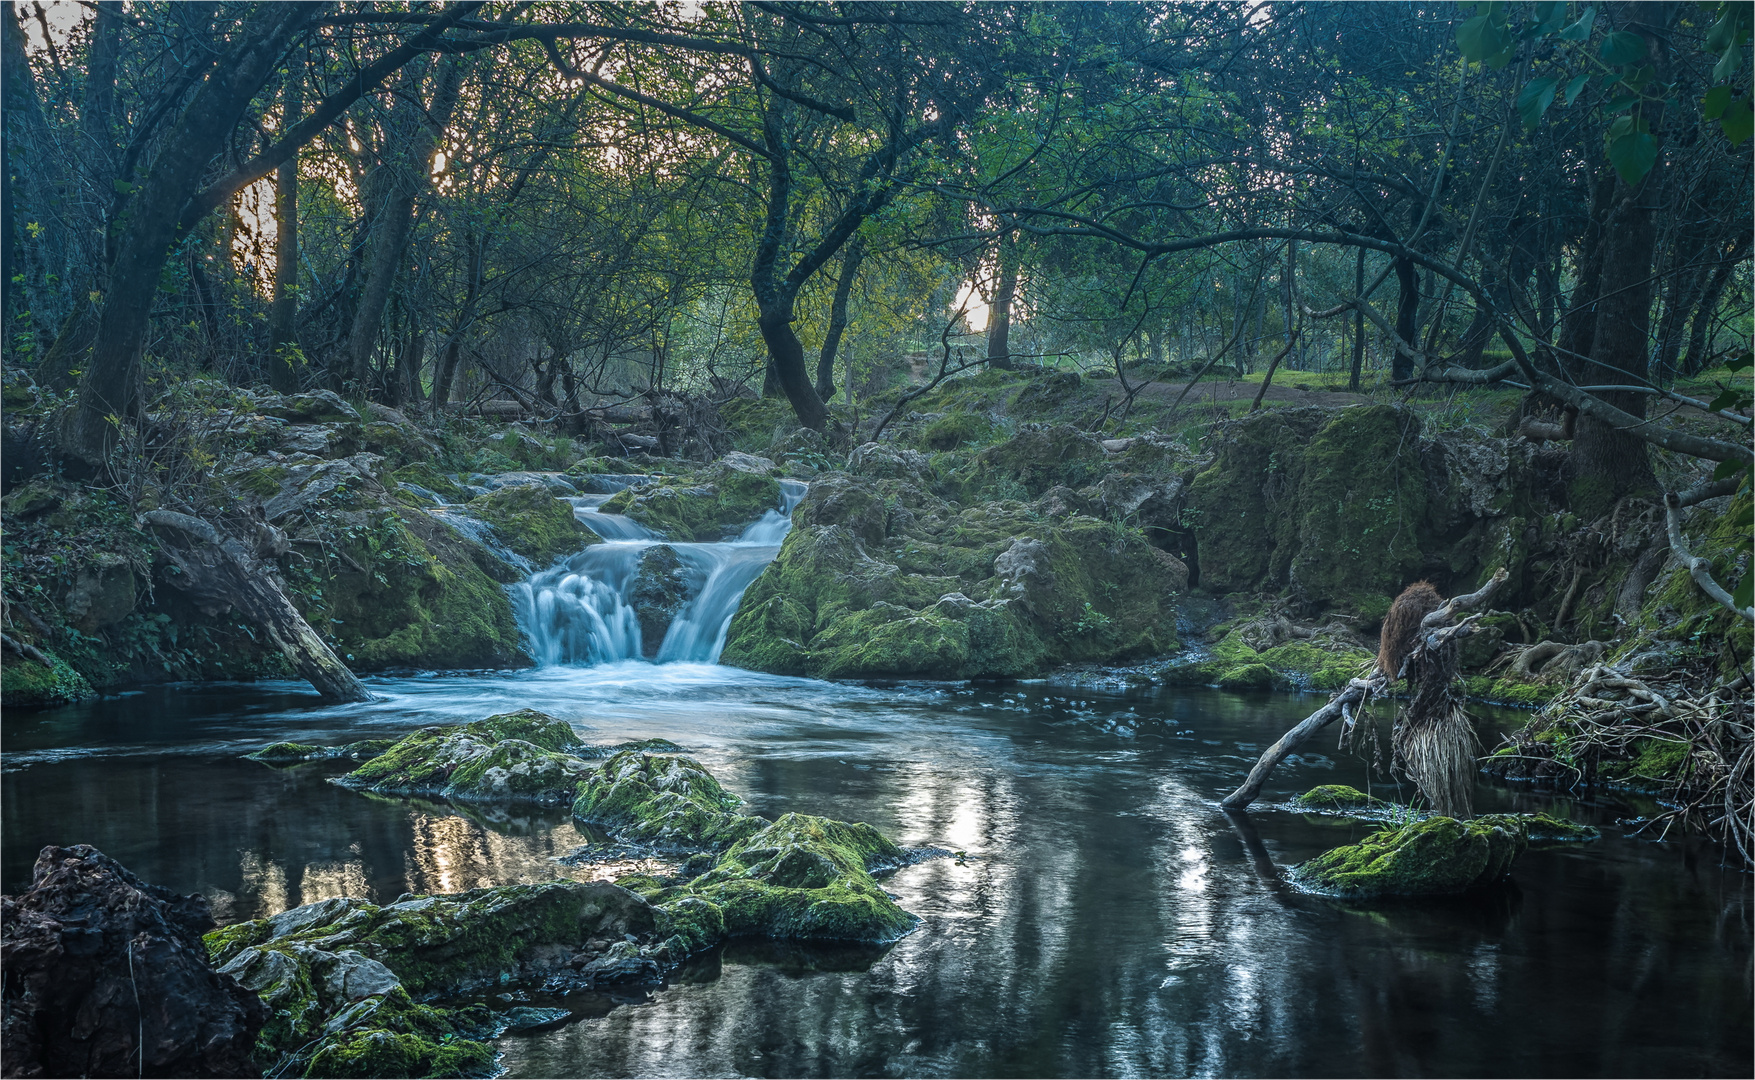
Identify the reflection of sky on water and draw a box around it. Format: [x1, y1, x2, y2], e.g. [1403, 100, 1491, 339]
[3, 669, 1749, 1078]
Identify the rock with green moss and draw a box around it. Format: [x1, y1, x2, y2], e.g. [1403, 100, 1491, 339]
[951, 424, 1107, 500]
[671, 814, 918, 943]
[336, 710, 591, 805]
[572, 751, 765, 851]
[207, 880, 658, 1076]
[248, 739, 398, 766]
[0, 643, 96, 707]
[631, 545, 694, 655]
[466, 482, 598, 566]
[722, 472, 1184, 679]
[1293, 785, 1388, 812]
[1159, 619, 1372, 692]
[599, 460, 782, 541]
[1294, 815, 1532, 898]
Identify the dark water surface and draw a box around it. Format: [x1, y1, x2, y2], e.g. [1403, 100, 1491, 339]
[4, 663, 1749, 1078]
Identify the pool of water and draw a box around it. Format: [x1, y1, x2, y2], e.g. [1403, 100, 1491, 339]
[3, 665, 1749, 1077]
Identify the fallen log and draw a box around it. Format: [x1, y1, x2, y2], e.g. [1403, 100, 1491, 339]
[141, 511, 372, 704]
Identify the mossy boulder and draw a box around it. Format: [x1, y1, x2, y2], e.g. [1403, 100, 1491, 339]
[571, 751, 764, 851]
[1186, 405, 1428, 617]
[389, 463, 470, 504]
[206, 880, 657, 1076]
[1295, 815, 1548, 898]
[1159, 623, 1371, 692]
[630, 545, 693, 656]
[673, 814, 917, 943]
[722, 472, 1184, 679]
[467, 482, 598, 566]
[1293, 785, 1387, 812]
[0, 644, 96, 707]
[336, 711, 591, 806]
[599, 461, 782, 541]
[952, 424, 1107, 500]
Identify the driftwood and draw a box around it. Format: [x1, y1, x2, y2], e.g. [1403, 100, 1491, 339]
[141, 511, 371, 703]
[1220, 568, 1508, 810]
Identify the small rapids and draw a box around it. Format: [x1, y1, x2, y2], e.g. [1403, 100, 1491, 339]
[511, 480, 807, 666]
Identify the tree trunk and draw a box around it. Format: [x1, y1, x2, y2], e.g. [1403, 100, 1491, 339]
[1682, 234, 1749, 374]
[430, 233, 482, 412]
[1349, 246, 1365, 390]
[816, 236, 863, 400]
[266, 63, 302, 393]
[1391, 255, 1418, 383]
[58, 6, 312, 468]
[142, 511, 371, 703]
[987, 234, 1020, 370]
[756, 307, 828, 431]
[1570, 2, 1671, 513]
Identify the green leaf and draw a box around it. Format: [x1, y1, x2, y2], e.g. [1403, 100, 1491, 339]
[1557, 6, 1596, 41]
[1726, 351, 1753, 373]
[1599, 30, 1647, 65]
[1602, 94, 1639, 114]
[1606, 129, 1657, 184]
[1722, 97, 1753, 145]
[1531, 1, 1566, 36]
[1733, 575, 1753, 614]
[1712, 458, 1745, 481]
[1713, 43, 1744, 83]
[1703, 84, 1734, 120]
[1708, 388, 1744, 412]
[1517, 76, 1559, 130]
[1457, 15, 1507, 62]
[1564, 71, 1591, 105]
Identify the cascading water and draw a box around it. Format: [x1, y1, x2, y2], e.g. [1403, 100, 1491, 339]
[512, 480, 807, 666]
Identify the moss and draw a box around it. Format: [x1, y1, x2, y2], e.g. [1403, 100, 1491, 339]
[678, 813, 917, 943]
[952, 424, 1107, 499]
[1462, 675, 1559, 707]
[1216, 662, 1279, 690]
[239, 465, 289, 498]
[572, 750, 764, 850]
[0, 645, 96, 707]
[1294, 815, 1529, 898]
[599, 466, 781, 541]
[1600, 737, 1692, 785]
[338, 710, 589, 805]
[303, 1027, 494, 1079]
[1255, 639, 1373, 691]
[1293, 785, 1387, 812]
[467, 482, 598, 565]
[919, 412, 998, 452]
[390, 463, 470, 503]
[248, 738, 398, 765]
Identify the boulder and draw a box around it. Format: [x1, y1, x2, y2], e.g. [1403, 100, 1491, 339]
[1291, 812, 1594, 899]
[599, 462, 782, 541]
[631, 545, 693, 656]
[1, 845, 265, 1079]
[466, 482, 598, 566]
[335, 711, 592, 805]
[571, 751, 765, 851]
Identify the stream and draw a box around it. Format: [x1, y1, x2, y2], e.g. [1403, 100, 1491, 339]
[2, 490, 1749, 1078]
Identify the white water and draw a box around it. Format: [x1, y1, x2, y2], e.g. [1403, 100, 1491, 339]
[511, 480, 807, 667]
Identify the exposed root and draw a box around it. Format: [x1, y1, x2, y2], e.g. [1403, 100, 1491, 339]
[1488, 639, 1608, 683]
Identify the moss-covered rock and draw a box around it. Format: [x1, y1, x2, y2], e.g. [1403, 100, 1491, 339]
[599, 461, 782, 541]
[466, 482, 598, 566]
[1293, 785, 1387, 812]
[206, 880, 657, 1076]
[1159, 622, 1371, 692]
[336, 711, 590, 805]
[1294, 815, 1531, 898]
[631, 545, 693, 656]
[0, 644, 96, 707]
[672, 814, 917, 943]
[571, 751, 765, 851]
[721, 472, 1183, 679]
[952, 424, 1107, 500]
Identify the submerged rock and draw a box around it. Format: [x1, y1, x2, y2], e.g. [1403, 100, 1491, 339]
[247, 739, 397, 765]
[205, 880, 659, 1077]
[2, 845, 266, 1079]
[1292, 785, 1388, 813]
[335, 710, 591, 805]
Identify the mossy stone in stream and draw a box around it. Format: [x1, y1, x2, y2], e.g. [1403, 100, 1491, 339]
[0, 645, 96, 707]
[571, 750, 764, 851]
[337, 710, 591, 805]
[598, 463, 781, 541]
[248, 739, 398, 765]
[1293, 785, 1387, 812]
[1295, 816, 1528, 898]
[467, 482, 598, 565]
[1216, 662, 1279, 690]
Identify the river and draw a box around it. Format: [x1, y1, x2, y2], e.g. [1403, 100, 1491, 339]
[2, 488, 1749, 1077]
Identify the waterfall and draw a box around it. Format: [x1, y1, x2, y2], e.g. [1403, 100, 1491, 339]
[512, 480, 806, 666]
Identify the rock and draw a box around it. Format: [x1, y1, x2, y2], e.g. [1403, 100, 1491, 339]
[954, 424, 1107, 499]
[1292, 785, 1387, 812]
[1294, 816, 1530, 898]
[206, 879, 658, 1075]
[466, 482, 599, 566]
[599, 463, 782, 541]
[572, 751, 765, 851]
[1, 845, 266, 1078]
[63, 554, 135, 633]
[256, 389, 361, 424]
[336, 710, 592, 805]
[1163, 620, 1376, 692]
[722, 472, 1185, 679]
[246, 739, 397, 766]
[847, 442, 928, 482]
[719, 451, 778, 475]
[0, 643, 96, 708]
[631, 545, 693, 657]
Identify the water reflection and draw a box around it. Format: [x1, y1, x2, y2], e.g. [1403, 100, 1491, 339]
[3, 675, 1749, 1078]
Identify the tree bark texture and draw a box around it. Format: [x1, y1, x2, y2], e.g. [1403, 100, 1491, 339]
[267, 64, 303, 392]
[987, 234, 1020, 370]
[1391, 255, 1418, 383]
[816, 235, 863, 400]
[142, 511, 371, 703]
